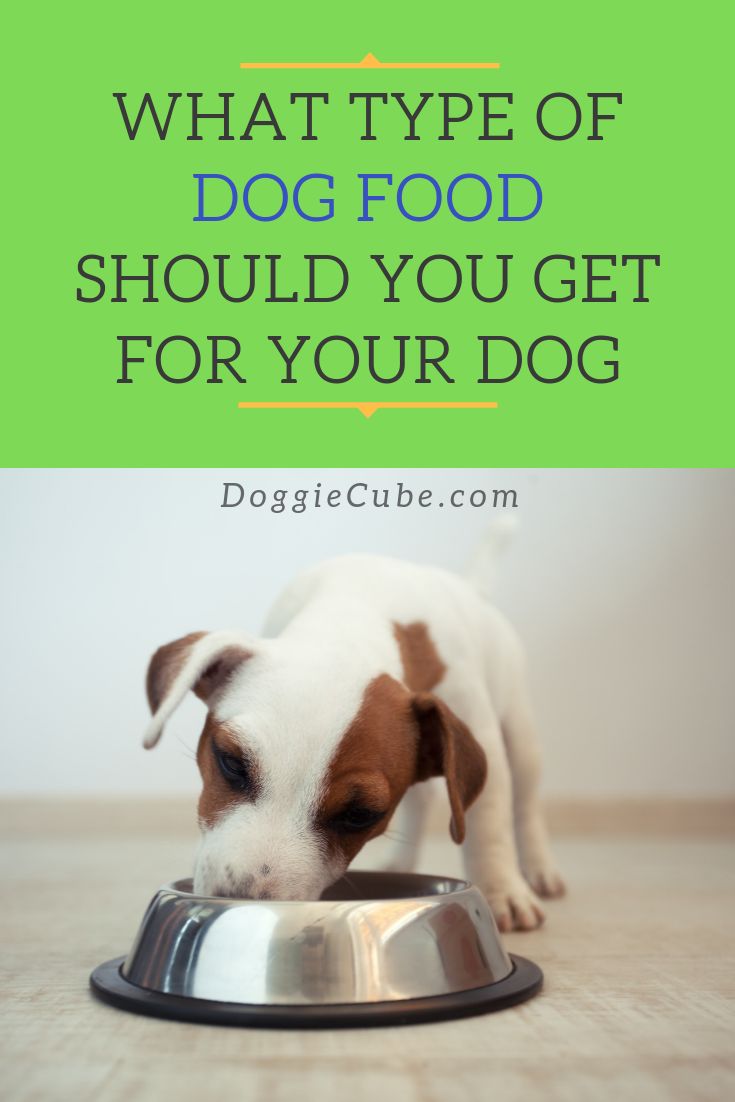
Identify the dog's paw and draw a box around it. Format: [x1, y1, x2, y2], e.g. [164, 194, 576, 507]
[482, 877, 545, 932]
[523, 858, 566, 900]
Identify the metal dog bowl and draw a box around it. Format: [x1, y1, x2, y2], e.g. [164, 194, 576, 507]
[90, 871, 542, 1027]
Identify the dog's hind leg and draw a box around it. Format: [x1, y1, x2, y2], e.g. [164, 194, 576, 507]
[501, 684, 566, 899]
[380, 782, 434, 873]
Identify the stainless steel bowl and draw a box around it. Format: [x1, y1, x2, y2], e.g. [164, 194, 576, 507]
[90, 871, 542, 1027]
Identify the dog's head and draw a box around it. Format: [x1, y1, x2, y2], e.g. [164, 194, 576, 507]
[144, 628, 487, 900]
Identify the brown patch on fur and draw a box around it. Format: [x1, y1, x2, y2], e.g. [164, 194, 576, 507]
[394, 620, 486, 841]
[196, 716, 256, 828]
[146, 631, 250, 711]
[147, 631, 207, 711]
[317, 660, 488, 862]
[412, 694, 487, 843]
[393, 621, 446, 692]
[316, 673, 418, 865]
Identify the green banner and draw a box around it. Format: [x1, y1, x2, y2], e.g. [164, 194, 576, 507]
[3, 1, 730, 466]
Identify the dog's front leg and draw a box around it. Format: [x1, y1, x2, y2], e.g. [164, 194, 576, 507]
[501, 684, 565, 900]
[461, 709, 545, 932]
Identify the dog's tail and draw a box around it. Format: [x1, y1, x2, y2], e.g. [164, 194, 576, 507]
[465, 516, 518, 599]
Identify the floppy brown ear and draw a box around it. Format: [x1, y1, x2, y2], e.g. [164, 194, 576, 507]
[413, 693, 487, 844]
[143, 630, 253, 749]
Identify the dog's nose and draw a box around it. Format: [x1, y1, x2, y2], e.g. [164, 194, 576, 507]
[247, 872, 274, 899]
[218, 867, 276, 899]
[254, 864, 273, 898]
[214, 868, 254, 898]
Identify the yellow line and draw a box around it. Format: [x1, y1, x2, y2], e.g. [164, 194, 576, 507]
[240, 53, 500, 70]
[237, 401, 499, 420]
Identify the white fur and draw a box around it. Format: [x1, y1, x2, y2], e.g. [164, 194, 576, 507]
[146, 552, 564, 928]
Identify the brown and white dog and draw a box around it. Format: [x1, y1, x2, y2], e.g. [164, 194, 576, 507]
[144, 553, 564, 931]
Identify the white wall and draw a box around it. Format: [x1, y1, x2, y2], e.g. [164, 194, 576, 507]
[1, 469, 733, 797]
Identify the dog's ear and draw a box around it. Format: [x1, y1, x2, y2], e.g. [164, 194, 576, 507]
[412, 693, 487, 844]
[143, 630, 253, 749]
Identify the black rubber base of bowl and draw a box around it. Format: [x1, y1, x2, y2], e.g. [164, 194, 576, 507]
[89, 955, 542, 1029]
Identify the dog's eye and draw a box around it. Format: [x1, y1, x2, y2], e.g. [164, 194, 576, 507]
[214, 744, 252, 791]
[329, 805, 386, 834]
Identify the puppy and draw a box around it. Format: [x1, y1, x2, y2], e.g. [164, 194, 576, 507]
[144, 553, 564, 931]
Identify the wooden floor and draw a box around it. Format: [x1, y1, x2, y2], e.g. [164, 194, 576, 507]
[1, 799, 734, 1101]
